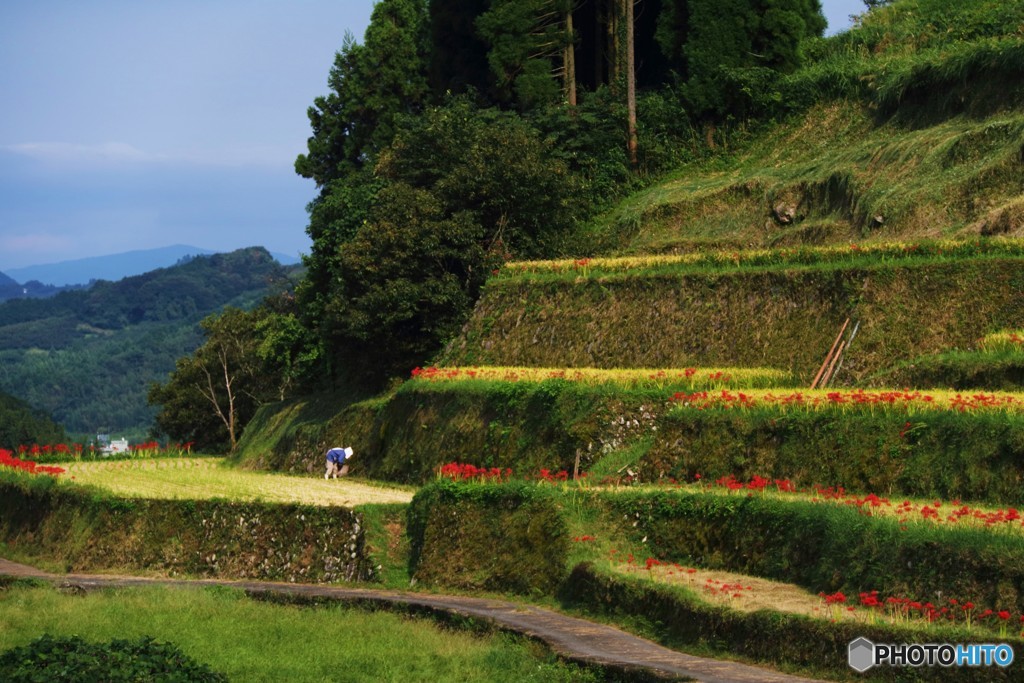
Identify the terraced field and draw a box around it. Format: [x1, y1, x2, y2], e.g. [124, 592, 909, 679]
[62, 457, 414, 507]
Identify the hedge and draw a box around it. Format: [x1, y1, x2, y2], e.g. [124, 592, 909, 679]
[640, 407, 1024, 505]
[407, 480, 568, 595]
[0, 471, 373, 583]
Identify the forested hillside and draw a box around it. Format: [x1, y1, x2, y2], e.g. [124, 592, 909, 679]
[0, 247, 295, 437]
[154, 0, 1024, 457]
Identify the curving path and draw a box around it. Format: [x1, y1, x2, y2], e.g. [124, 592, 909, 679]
[0, 558, 826, 683]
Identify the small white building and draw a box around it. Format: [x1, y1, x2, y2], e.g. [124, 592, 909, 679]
[102, 437, 129, 456]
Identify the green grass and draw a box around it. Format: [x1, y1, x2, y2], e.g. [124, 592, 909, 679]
[596, 0, 1024, 255]
[584, 100, 1024, 254]
[0, 583, 604, 683]
[873, 348, 1024, 390]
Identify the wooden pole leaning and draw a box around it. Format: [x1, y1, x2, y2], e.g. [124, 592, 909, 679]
[811, 318, 850, 389]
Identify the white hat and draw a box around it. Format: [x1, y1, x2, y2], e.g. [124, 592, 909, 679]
[344, 447, 354, 457]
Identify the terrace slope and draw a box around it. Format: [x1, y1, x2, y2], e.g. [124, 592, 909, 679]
[441, 246, 1024, 382]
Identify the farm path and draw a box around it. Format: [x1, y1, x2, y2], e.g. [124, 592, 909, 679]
[0, 557, 826, 683]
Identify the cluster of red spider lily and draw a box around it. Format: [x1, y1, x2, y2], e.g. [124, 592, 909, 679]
[437, 462, 511, 482]
[16, 441, 194, 462]
[822, 590, 1024, 635]
[0, 449, 65, 476]
[692, 473, 1024, 530]
[437, 461, 591, 484]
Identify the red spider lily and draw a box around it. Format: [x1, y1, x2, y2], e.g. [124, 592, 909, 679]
[820, 591, 847, 606]
[438, 462, 512, 482]
[535, 468, 573, 483]
[0, 449, 64, 476]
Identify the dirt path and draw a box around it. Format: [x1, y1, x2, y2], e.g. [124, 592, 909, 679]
[0, 557, 827, 683]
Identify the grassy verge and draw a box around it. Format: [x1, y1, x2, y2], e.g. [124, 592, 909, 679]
[408, 364, 793, 390]
[0, 583, 610, 683]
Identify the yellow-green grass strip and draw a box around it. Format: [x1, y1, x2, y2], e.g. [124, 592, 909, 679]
[981, 330, 1024, 351]
[667, 387, 1024, 415]
[495, 238, 1024, 279]
[59, 458, 414, 506]
[409, 365, 792, 388]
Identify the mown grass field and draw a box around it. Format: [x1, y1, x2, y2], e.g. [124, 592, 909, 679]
[61, 458, 414, 507]
[0, 583, 601, 683]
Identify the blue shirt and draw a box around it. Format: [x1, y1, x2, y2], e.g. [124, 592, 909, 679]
[326, 448, 347, 464]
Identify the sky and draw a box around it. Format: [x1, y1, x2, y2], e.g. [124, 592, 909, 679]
[0, 0, 865, 272]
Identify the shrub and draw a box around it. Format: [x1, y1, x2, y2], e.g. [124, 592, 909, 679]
[0, 634, 226, 683]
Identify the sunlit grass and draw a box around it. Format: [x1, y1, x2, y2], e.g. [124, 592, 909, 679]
[981, 330, 1024, 352]
[409, 364, 792, 389]
[0, 584, 600, 683]
[60, 458, 415, 507]
[667, 387, 1024, 415]
[494, 238, 1024, 280]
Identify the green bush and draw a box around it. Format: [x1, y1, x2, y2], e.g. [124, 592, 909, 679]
[408, 480, 568, 594]
[0, 634, 226, 683]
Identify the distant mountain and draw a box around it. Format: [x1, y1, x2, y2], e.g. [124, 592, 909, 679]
[0, 247, 298, 435]
[4, 244, 300, 288]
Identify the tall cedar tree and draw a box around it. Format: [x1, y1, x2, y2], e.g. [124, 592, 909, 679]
[295, 0, 429, 379]
[476, 0, 578, 108]
[657, 0, 825, 117]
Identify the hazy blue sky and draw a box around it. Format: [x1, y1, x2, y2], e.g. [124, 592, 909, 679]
[0, 0, 865, 271]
